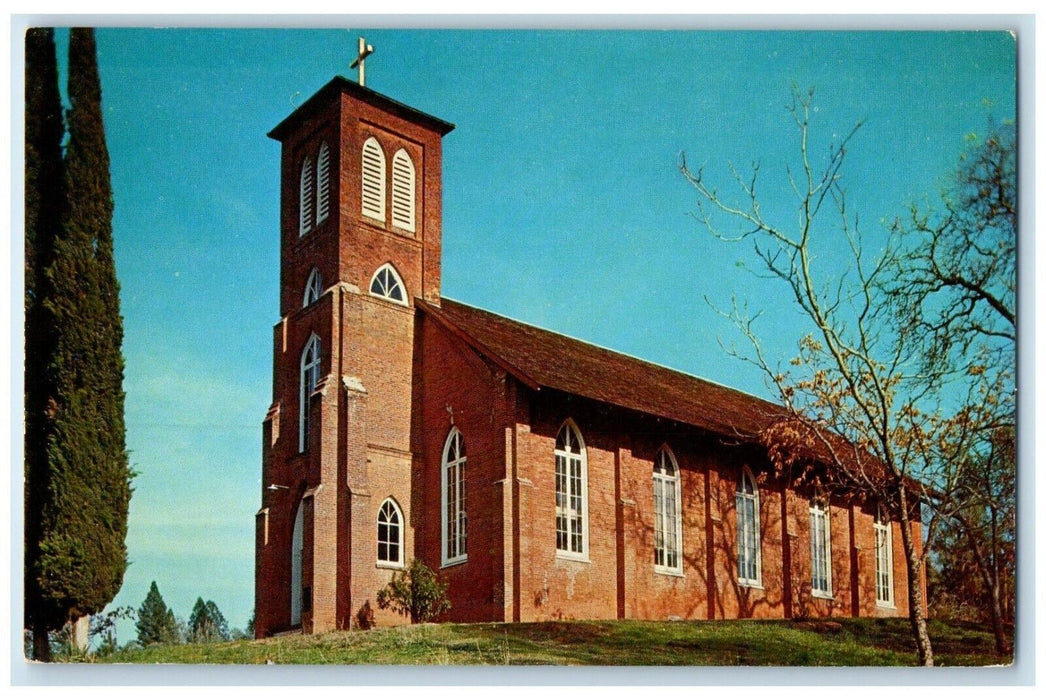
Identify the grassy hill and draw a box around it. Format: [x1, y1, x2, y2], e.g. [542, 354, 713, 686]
[93, 617, 1009, 666]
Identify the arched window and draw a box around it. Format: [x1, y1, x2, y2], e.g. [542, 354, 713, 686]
[442, 428, 467, 566]
[654, 447, 682, 574]
[303, 268, 322, 308]
[555, 421, 588, 558]
[874, 503, 894, 606]
[377, 498, 404, 567]
[299, 155, 314, 236]
[361, 137, 386, 222]
[391, 148, 416, 233]
[809, 489, 832, 597]
[369, 263, 407, 305]
[736, 467, 761, 586]
[316, 141, 331, 225]
[299, 334, 321, 453]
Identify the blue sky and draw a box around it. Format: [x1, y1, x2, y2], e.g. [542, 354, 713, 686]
[24, 27, 1016, 646]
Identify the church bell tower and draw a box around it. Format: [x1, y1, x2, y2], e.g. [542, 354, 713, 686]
[254, 50, 454, 637]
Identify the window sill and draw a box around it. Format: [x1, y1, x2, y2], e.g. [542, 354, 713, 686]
[555, 552, 590, 564]
[812, 591, 834, 600]
[440, 557, 467, 570]
[876, 601, 897, 610]
[376, 562, 405, 571]
[739, 580, 763, 590]
[655, 567, 685, 578]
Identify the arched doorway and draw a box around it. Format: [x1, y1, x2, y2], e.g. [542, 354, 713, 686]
[290, 500, 304, 626]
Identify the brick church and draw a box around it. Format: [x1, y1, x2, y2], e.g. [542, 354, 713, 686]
[253, 70, 925, 637]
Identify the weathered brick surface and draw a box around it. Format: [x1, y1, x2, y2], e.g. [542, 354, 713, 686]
[256, 78, 923, 637]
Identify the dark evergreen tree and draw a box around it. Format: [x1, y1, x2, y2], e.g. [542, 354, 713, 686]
[23, 26, 66, 662]
[188, 598, 231, 643]
[135, 582, 179, 646]
[25, 27, 132, 660]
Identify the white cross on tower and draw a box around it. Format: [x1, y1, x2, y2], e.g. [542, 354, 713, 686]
[350, 36, 375, 87]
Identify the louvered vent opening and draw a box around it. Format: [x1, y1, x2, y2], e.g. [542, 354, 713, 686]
[316, 142, 331, 224]
[299, 156, 314, 236]
[391, 149, 416, 233]
[361, 138, 386, 222]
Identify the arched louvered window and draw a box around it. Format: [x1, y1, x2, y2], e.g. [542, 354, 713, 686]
[299, 334, 321, 453]
[736, 467, 761, 586]
[377, 498, 404, 567]
[316, 141, 331, 225]
[555, 421, 588, 558]
[874, 503, 894, 606]
[442, 428, 467, 566]
[361, 137, 386, 222]
[303, 268, 322, 308]
[299, 155, 314, 236]
[810, 489, 832, 597]
[654, 447, 682, 574]
[391, 148, 416, 233]
[369, 263, 407, 305]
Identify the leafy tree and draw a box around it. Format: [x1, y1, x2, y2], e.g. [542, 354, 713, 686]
[680, 87, 1013, 666]
[376, 559, 451, 623]
[23, 27, 132, 662]
[886, 124, 1016, 654]
[188, 598, 231, 643]
[136, 582, 180, 646]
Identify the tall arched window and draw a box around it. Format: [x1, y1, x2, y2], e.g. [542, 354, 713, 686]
[361, 137, 386, 222]
[391, 148, 416, 233]
[442, 428, 467, 566]
[874, 503, 894, 606]
[654, 447, 682, 574]
[809, 489, 832, 597]
[299, 334, 321, 453]
[303, 268, 322, 308]
[555, 421, 588, 558]
[369, 263, 407, 305]
[736, 467, 761, 586]
[316, 141, 331, 225]
[299, 155, 314, 236]
[377, 498, 404, 567]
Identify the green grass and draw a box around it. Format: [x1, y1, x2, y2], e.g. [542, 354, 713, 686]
[93, 617, 1009, 666]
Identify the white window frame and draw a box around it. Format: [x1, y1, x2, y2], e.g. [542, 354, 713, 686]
[299, 334, 321, 453]
[376, 498, 404, 568]
[316, 141, 331, 225]
[361, 136, 386, 223]
[299, 155, 314, 236]
[736, 467, 762, 587]
[653, 446, 683, 575]
[368, 263, 408, 306]
[809, 490, 833, 598]
[441, 428, 467, 567]
[303, 267, 322, 308]
[874, 504, 895, 607]
[555, 421, 589, 561]
[390, 148, 416, 233]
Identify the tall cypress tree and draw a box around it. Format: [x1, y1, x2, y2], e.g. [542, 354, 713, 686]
[26, 27, 131, 660]
[24, 26, 66, 661]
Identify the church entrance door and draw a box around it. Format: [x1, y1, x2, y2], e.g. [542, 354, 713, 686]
[290, 500, 304, 626]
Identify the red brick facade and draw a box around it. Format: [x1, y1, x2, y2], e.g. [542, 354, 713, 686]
[254, 78, 925, 638]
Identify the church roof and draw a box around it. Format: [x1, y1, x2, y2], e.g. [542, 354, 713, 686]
[268, 77, 455, 142]
[419, 298, 790, 440]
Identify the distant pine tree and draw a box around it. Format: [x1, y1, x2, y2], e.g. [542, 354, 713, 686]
[25, 27, 132, 660]
[188, 598, 231, 643]
[136, 582, 179, 646]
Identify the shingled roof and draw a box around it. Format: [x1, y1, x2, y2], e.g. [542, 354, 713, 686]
[418, 298, 790, 441]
